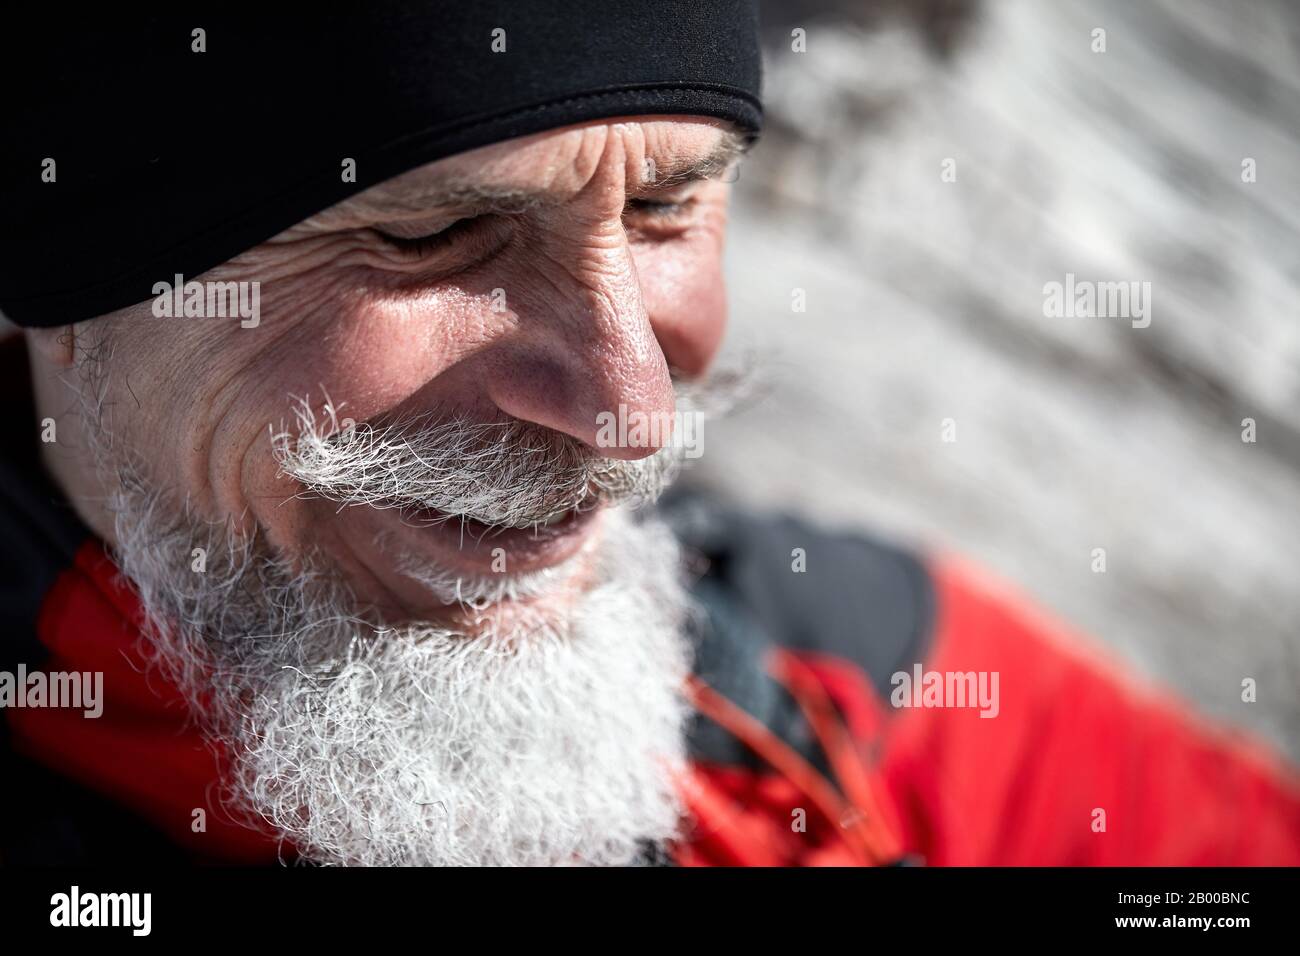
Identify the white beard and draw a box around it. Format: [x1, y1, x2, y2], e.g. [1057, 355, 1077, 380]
[109, 474, 693, 866]
[78, 348, 754, 866]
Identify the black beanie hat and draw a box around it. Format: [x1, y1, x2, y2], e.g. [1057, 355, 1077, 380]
[0, 4, 762, 327]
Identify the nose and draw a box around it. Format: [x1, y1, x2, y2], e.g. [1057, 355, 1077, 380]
[481, 238, 676, 461]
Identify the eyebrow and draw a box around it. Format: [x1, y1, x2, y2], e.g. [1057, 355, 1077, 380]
[633, 128, 751, 190]
[359, 128, 753, 220]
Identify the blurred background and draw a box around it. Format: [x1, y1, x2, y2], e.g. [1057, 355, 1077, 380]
[692, 0, 1300, 756]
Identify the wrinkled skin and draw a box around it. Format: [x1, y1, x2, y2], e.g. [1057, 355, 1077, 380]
[28, 117, 740, 626]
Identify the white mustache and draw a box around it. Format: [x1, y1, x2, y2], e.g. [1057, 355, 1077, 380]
[271, 380, 738, 529]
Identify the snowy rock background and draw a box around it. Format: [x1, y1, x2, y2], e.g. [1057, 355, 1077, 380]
[698, 0, 1300, 755]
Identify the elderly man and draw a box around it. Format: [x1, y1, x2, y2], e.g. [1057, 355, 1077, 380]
[1, 6, 1296, 867]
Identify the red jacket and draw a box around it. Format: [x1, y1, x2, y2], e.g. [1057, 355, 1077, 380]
[679, 552, 1299, 865]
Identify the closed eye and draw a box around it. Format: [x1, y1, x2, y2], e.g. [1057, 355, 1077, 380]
[624, 197, 691, 219]
[622, 195, 701, 239]
[374, 216, 488, 255]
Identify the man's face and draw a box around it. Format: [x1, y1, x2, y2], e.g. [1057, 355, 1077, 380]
[72, 116, 737, 626]
[34, 117, 743, 866]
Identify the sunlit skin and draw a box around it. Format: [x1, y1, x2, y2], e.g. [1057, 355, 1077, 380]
[27, 117, 742, 626]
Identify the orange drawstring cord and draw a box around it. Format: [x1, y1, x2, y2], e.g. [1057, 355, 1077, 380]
[685, 653, 901, 866]
[677, 766, 788, 867]
[768, 649, 903, 862]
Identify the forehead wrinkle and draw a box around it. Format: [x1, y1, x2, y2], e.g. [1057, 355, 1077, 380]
[310, 126, 750, 229]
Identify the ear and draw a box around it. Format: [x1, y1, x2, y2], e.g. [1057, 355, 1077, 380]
[26, 324, 76, 368]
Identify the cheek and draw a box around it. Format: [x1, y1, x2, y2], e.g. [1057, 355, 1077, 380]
[169, 266, 496, 528]
[232, 261, 509, 420]
[634, 233, 728, 377]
